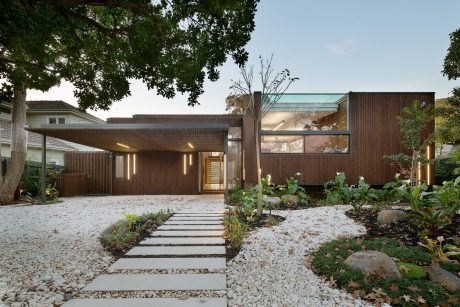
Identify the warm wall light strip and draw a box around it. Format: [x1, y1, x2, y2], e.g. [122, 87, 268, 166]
[417, 161, 421, 184]
[426, 145, 431, 185]
[188, 142, 194, 149]
[183, 154, 187, 175]
[189, 153, 192, 166]
[117, 142, 130, 149]
[133, 154, 136, 175]
[127, 154, 131, 180]
[272, 121, 285, 131]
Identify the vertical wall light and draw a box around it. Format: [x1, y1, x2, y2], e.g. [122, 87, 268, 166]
[426, 145, 431, 185]
[417, 161, 421, 185]
[127, 154, 131, 180]
[189, 153, 193, 166]
[183, 154, 187, 175]
[133, 154, 136, 175]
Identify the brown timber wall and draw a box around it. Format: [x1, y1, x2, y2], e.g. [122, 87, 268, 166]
[64, 151, 110, 194]
[112, 151, 199, 195]
[254, 92, 435, 186]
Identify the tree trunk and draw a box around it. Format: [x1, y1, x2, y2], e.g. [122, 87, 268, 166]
[255, 119, 263, 216]
[0, 89, 28, 204]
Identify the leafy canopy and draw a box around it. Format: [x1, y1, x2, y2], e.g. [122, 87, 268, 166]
[0, 0, 258, 109]
[443, 28, 460, 80]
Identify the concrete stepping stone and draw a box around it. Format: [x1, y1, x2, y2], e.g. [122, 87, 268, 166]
[151, 230, 224, 237]
[110, 257, 226, 270]
[165, 220, 222, 225]
[64, 297, 226, 307]
[170, 217, 223, 221]
[140, 237, 225, 245]
[158, 225, 224, 230]
[126, 246, 225, 256]
[83, 274, 226, 291]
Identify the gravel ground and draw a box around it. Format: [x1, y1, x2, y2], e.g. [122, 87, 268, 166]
[0, 195, 224, 307]
[227, 206, 371, 307]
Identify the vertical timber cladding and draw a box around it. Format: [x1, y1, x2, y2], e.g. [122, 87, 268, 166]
[64, 151, 111, 194]
[256, 92, 435, 186]
[112, 151, 199, 195]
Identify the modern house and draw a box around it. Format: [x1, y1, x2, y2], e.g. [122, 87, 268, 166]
[26, 92, 435, 197]
[0, 100, 105, 166]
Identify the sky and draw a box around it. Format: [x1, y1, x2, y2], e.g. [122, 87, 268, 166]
[28, 0, 460, 120]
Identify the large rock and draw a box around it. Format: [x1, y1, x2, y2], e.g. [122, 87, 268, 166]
[424, 265, 460, 293]
[265, 196, 281, 207]
[377, 210, 408, 225]
[281, 195, 298, 205]
[344, 251, 401, 279]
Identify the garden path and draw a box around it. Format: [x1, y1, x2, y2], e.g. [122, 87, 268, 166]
[63, 211, 227, 307]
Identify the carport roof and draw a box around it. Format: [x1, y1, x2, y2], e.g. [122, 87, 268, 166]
[27, 123, 229, 152]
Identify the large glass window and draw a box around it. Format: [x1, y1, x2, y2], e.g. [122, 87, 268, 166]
[262, 94, 348, 131]
[114, 155, 124, 179]
[261, 93, 350, 154]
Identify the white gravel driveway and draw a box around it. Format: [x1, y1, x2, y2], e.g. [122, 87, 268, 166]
[0, 195, 224, 307]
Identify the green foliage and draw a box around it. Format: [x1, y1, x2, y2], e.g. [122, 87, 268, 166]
[224, 212, 249, 250]
[229, 187, 257, 215]
[443, 28, 460, 80]
[418, 236, 460, 263]
[323, 172, 352, 204]
[20, 161, 62, 200]
[396, 262, 427, 279]
[0, 0, 258, 107]
[277, 172, 309, 205]
[101, 210, 172, 254]
[312, 238, 449, 306]
[382, 174, 412, 203]
[435, 157, 459, 184]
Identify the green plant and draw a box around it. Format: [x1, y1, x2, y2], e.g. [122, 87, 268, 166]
[229, 187, 257, 216]
[277, 172, 309, 205]
[124, 213, 139, 229]
[418, 236, 460, 263]
[396, 262, 427, 279]
[224, 213, 249, 250]
[382, 173, 412, 203]
[323, 172, 352, 204]
[351, 176, 379, 204]
[350, 202, 364, 214]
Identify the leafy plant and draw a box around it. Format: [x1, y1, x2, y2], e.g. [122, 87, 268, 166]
[277, 172, 309, 205]
[323, 172, 352, 204]
[229, 187, 257, 216]
[224, 213, 249, 250]
[382, 174, 412, 203]
[124, 213, 139, 229]
[351, 176, 379, 204]
[418, 236, 460, 263]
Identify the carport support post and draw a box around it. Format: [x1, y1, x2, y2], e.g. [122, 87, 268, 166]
[224, 132, 229, 205]
[41, 134, 46, 203]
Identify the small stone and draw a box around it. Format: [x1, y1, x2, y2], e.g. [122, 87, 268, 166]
[424, 265, 460, 293]
[281, 195, 298, 205]
[265, 196, 281, 206]
[344, 251, 401, 279]
[377, 210, 408, 225]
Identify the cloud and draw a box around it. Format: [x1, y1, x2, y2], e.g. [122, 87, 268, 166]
[327, 39, 358, 56]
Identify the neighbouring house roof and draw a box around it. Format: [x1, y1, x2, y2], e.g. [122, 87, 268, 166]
[1, 120, 77, 151]
[26, 100, 105, 124]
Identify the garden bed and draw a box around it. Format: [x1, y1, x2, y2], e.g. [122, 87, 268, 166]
[100, 210, 173, 258]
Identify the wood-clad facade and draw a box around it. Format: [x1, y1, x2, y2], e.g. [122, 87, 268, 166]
[31, 92, 435, 197]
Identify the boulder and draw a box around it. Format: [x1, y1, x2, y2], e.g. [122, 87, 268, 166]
[424, 265, 460, 293]
[377, 210, 408, 225]
[344, 251, 401, 279]
[281, 194, 298, 205]
[396, 262, 427, 279]
[265, 196, 281, 206]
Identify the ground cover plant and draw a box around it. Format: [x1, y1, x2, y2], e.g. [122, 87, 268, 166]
[101, 210, 172, 258]
[311, 238, 458, 306]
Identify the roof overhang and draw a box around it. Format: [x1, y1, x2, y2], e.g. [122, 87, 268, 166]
[27, 123, 229, 152]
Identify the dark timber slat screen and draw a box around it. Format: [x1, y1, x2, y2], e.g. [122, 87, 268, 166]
[257, 92, 435, 186]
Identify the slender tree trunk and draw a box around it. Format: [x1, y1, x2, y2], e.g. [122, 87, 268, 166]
[0, 89, 28, 204]
[255, 119, 263, 215]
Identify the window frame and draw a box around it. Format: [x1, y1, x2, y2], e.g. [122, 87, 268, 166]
[260, 93, 352, 155]
[48, 116, 66, 124]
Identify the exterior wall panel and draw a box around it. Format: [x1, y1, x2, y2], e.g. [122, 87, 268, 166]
[257, 92, 435, 185]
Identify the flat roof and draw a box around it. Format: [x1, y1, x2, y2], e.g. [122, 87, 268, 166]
[27, 123, 229, 152]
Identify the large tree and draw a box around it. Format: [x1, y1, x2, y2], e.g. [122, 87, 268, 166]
[0, 0, 258, 203]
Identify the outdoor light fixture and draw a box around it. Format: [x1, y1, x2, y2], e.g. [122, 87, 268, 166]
[188, 142, 194, 149]
[426, 145, 431, 185]
[189, 153, 193, 166]
[417, 161, 422, 184]
[133, 154, 136, 175]
[273, 121, 285, 131]
[116, 142, 130, 149]
[127, 154, 131, 180]
[183, 154, 187, 175]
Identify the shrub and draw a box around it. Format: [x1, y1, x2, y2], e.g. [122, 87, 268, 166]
[323, 172, 352, 204]
[224, 213, 249, 250]
[277, 172, 309, 205]
[101, 210, 172, 255]
[312, 238, 450, 306]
